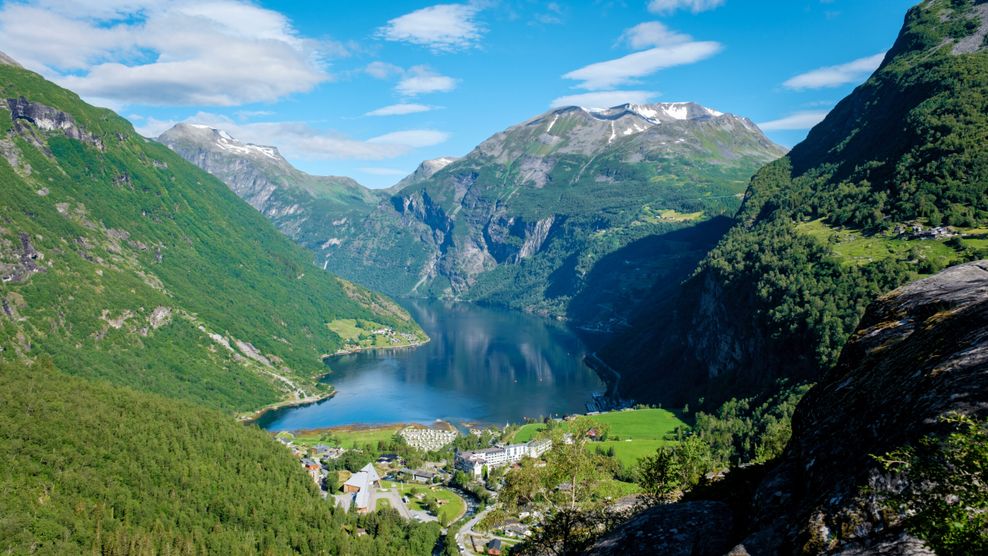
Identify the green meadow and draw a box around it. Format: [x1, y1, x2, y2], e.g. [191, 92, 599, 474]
[513, 408, 687, 467]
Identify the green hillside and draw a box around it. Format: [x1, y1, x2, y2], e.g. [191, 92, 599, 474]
[0, 62, 422, 412]
[0, 360, 440, 554]
[601, 0, 988, 406]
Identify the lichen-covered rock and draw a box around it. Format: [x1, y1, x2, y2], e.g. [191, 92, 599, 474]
[590, 501, 734, 556]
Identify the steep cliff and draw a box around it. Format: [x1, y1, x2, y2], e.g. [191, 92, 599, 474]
[592, 261, 988, 555]
[342, 102, 785, 329]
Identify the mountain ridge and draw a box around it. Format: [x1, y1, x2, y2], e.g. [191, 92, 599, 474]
[164, 100, 785, 330]
[0, 57, 422, 413]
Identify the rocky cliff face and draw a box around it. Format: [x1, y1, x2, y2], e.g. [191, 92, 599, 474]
[389, 156, 458, 193]
[158, 124, 379, 250]
[591, 261, 988, 555]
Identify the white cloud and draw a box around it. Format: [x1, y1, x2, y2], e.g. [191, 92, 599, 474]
[0, 1, 332, 107]
[619, 22, 691, 49]
[365, 103, 435, 117]
[137, 112, 450, 160]
[368, 130, 449, 148]
[647, 0, 725, 14]
[783, 53, 885, 90]
[550, 90, 659, 109]
[396, 66, 458, 96]
[378, 3, 484, 52]
[563, 41, 722, 90]
[757, 110, 830, 131]
[365, 62, 459, 98]
[365, 61, 404, 80]
[235, 110, 274, 121]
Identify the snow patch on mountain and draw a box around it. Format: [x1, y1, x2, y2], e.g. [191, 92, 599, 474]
[170, 123, 282, 161]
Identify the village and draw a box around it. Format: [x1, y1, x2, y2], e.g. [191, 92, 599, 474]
[327, 318, 428, 355]
[275, 422, 549, 555]
[272, 404, 687, 556]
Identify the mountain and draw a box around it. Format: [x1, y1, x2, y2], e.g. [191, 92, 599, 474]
[334, 101, 785, 327]
[0, 360, 441, 554]
[158, 123, 380, 259]
[166, 102, 785, 329]
[0, 57, 423, 413]
[591, 261, 988, 555]
[600, 0, 988, 406]
[390, 156, 459, 193]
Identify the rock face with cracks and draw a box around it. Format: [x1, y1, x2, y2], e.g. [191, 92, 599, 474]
[591, 261, 988, 555]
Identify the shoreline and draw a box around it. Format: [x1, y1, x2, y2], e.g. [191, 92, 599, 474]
[245, 336, 431, 425]
[239, 390, 336, 424]
[584, 351, 629, 410]
[325, 336, 430, 358]
[280, 419, 457, 436]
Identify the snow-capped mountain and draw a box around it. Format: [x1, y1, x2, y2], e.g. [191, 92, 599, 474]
[158, 123, 378, 244]
[161, 102, 784, 331]
[390, 156, 460, 192]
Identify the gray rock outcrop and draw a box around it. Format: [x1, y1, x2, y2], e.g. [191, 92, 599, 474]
[591, 261, 988, 555]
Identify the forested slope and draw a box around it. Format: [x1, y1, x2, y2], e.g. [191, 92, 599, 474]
[0, 360, 440, 554]
[601, 0, 988, 406]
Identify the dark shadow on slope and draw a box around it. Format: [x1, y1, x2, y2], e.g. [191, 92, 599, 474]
[567, 216, 734, 333]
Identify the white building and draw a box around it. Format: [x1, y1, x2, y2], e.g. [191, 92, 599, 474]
[455, 439, 551, 477]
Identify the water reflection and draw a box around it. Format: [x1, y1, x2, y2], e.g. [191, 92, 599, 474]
[258, 299, 603, 431]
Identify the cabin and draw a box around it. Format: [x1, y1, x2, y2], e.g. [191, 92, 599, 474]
[486, 538, 502, 556]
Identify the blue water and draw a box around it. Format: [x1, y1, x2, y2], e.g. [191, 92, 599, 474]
[257, 300, 604, 431]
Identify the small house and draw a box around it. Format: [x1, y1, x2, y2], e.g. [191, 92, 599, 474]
[486, 538, 502, 556]
[401, 468, 436, 483]
[377, 453, 400, 465]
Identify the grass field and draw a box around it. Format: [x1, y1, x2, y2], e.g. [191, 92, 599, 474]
[287, 425, 403, 449]
[512, 423, 545, 443]
[595, 478, 641, 498]
[636, 205, 705, 224]
[797, 219, 962, 269]
[381, 481, 466, 523]
[328, 319, 425, 351]
[593, 440, 668, 466]
[512, 408, 687, 467]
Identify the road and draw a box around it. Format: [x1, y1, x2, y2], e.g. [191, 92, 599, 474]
[455, 505, 495, 555]
[375, 487, 412, 519]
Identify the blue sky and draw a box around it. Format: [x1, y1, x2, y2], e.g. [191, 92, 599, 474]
[0, 0, 916, 187]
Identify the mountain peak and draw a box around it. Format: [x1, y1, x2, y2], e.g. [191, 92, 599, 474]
[390, 156, 460, 193]
[581, 102, 725, 124]
[161, 123, 284, 162]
